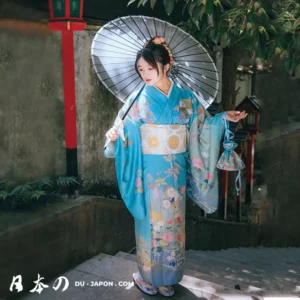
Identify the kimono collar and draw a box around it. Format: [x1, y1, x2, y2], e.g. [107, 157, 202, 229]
[146, 81, 174, 100]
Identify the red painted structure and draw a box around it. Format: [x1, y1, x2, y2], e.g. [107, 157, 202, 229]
[236, 96, 261, 204]
[246, 133, 255, 201]
[236, 149, 244, 222]
[220, 170, 228, 219]
[48, 0, 86, 177]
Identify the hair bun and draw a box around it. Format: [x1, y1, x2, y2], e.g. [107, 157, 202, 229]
[144, 36, 173, 65]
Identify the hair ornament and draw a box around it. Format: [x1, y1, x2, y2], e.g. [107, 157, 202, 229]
[144, 36, 174, 65]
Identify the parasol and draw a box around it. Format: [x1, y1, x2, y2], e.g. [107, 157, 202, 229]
[91, 15, 219, 108]
[91, 15, 220, 149]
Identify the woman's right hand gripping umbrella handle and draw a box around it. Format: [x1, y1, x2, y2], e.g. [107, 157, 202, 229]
[103, 128, 119, 150]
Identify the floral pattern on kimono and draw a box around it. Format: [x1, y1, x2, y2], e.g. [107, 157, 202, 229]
[104, 82, 225, 287]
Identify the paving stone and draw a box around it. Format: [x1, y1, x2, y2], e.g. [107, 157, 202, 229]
[20, 248, 300, 300]
[116, 250, 300, 298]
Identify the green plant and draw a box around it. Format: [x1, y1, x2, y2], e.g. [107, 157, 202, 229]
[0, 176, 80, 211]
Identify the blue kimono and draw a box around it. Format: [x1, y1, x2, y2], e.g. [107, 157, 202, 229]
[104, 82, 225, 287]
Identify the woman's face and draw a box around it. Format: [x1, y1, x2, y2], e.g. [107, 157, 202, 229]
[136, 57, 167, 86]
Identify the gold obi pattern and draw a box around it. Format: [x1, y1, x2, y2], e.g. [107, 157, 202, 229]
[140, 124, 186, 155]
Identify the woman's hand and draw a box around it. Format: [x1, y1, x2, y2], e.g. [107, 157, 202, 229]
[105, 128, 119, 141]
[226, 110, 248, 122]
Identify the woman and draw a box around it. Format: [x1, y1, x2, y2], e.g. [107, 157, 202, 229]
[104, 37, 247, 297]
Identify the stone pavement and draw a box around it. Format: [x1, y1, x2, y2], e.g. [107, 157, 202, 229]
[20, 248, 300, 300]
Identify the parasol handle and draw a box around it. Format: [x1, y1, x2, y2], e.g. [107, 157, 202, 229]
[103, 138, 112, 151]
[103, 119, 124, 150]
[103, 84, 145, 150]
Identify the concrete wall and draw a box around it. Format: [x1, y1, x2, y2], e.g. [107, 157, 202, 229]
[255, 58, 300, 131]
[0, 0, 121, 191]
[253, 59, 300, 246]
[255, 129, 300, 247]
[0, 196, 136, 299]
[74, 31, 122, 197]
[0, 29, 65, 186]
[0, 0, 48, 22]
[0, 27, 120, 195]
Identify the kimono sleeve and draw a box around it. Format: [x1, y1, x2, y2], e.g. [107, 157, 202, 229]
[186, 93, 226, 214]
[103, 93, 140, 158]
[103, 101, 127, 159]
[103, 95, 147, 220]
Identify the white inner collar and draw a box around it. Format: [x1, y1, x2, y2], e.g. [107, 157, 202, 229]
[153, 81, 174, 98]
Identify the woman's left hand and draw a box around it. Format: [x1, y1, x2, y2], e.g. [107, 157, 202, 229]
[226, 110, 248, 122]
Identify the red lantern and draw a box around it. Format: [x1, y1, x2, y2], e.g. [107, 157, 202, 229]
[48, 0, 85, 31]
[49, 0, 84, 21]
[236, 96, 261, 135]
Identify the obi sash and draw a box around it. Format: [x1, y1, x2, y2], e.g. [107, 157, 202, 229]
[140, 124, 186, 155]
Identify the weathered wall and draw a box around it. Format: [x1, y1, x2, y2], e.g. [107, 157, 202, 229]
[0, 27, 121, 195]
[0, 196, 136, 299]
[0, 29, 66, 186]
[255, 58, 300, 131]
[255, 129, 300, 246]
[74, 30, 121, 197]
[0, 0, 48, 22]
[253, 58, 300, 246]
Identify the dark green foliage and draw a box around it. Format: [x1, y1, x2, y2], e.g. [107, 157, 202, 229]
[0, 177, 80, 211]
[129, 0, 300, 75]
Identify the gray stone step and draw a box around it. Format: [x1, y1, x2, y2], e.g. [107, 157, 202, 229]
[185, 250, 299, 294]
[116, 250, 300, 298]
[115, 251, 264, 298]
[20, 252, 255, 300]
[116, 252, 261, 295]
[185, 248, 300, 288]
[185, 248, 300, 279]
[115, 251, 241, 289]
[109, 253, 257, 300]
[114, 252, 259, 300]
[116, 251, 270, 289]
[187, 247, 300, 272]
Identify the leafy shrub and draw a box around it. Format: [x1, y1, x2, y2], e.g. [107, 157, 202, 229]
[0, 177, 79, 211]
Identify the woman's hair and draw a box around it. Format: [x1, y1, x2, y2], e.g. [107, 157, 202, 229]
[135, 39, 170, 77]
